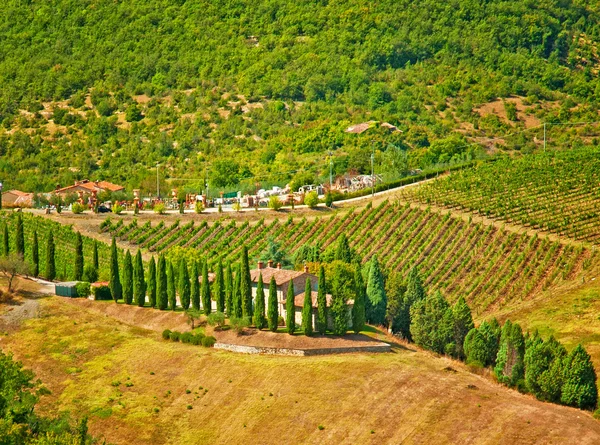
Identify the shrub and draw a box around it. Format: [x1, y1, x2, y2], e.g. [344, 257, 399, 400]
[112, 203, 124, 214]
[75, 281, 91, 298]
[71, 202, 85, 214]
[304, 191, 319, 209]
[169, 331, 181, 342]
[207, 311, 226, 329]
[92, 285, 112, 300]
[180, 332, 193, 344]
[201, 336, 217, 347]
[325, 192, 334, 208]
[268, 195, 283, 210]
[194, 201, 204, 214]
[230, 317, 250, 334]
[162, 329, 172, 340]
[190, 334, 204, 345]
[154, 203, 166, 214]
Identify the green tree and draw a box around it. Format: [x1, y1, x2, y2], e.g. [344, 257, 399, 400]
[397, 266, 425, 340]
[452, 296, 474, 359]
[479, 319, 501, 367]
[286, 280, 296, 334]
[240, 246, 252, 318]
[561, 344, 598, 410]
[464, 328, 489, 366]
[178, 258, 191, 310]
[316, 265, 328, 335]
[253, 273, 266, 329]
[167, 261, 176, 310]
[259, 237, 291, 268]
[302, 278, 313, 336]
[92, 240, 99, 270]
[335, 233, 352, 263]
[2, 223, 8, 257]
[304, 191, 319, 208]
[109, 237, 121, 302]
[267, 275, 278, 332]
[410, 290, 455, 354]
[233, 264, 242, 318]
[201, 259, 211, 315]
[122, 250, 133, 305]
[494, 320, 525, 387]
[214, 258, 225, 313]
[191, 260, 200, 311]
[147, 256, 157, 308]
[15, 214, 24, 256]
[31, 230, 39, 277]
[365, 255, 386, 325]
[352, 262, 366, 334]
[328, 261, 353, 335]
[225, 261, 233, 316]
[45, 231, 56, 281]
[385, 272, 406, 334]
[156, 255, 168, 310]
[134, 250, 146, 307]
[74, 232, 84, 281]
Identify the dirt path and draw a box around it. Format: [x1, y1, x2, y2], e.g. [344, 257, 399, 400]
[0, 298, 42, 329]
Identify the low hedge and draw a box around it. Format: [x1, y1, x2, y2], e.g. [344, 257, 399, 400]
[92, 284, 112, 300]
[162, 330, 215, 348]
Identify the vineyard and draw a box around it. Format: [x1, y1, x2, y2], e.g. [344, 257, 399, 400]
[100, 202, 592, 315]
[400, 146, 600, 244]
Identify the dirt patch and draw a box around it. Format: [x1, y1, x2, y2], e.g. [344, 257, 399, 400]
[0, 298, 42, 330]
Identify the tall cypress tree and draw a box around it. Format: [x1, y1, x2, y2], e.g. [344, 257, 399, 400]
[398, 266, 425, 340]
[452, 296, 474, 359]
[156, 255, 168, 310]
[225, 261, 233, 317]
[74, 232, 84, 281]
[122, 250, 133, 305]
[134, 250, 146, 307]
[335, 233, 352, 263]
[167, 260, 176, 310]
[286, 280, 296, 334]
[240, 246, 252, 318]
[45, 231, 56, 281]
[92, 240, 99, 270]
[233, 264, 242, 318]
[31, 230, 39, 278]
[352, 262, 366, 334]
[109, 237, 121, 302]
[191, 260, 200, 310]
[366, 255, 386, 325]
[15, 214, 24, 256]
[494, 320, 525, 387]
[316, 265, 327, 335]
[2, 223, 8, 257]
[147, 256, 156, 308]
[267, 275, 278, 332]
[253, 273, 266, 329]
[178, 258, 191, 310]
[302, 278, 313, 336]
[215, 258, 225, 313]
[201, 259, 211, 315]
[561, 344, 598, 410]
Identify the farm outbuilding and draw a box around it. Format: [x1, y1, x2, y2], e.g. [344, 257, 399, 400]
[55, 282, 79, 298]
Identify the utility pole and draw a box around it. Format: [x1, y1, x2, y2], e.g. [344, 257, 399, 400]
[156, 163, 160, 198]
[543, 122, 546, 151]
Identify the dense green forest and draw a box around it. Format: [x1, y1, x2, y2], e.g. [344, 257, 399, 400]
[2, 0, 600, 194]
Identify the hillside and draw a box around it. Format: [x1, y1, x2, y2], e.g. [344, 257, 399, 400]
[2, 0, 600, 193]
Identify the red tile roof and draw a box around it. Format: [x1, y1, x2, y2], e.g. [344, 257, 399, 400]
[250, 267, 311, 287]
[55, 180, 124, 194]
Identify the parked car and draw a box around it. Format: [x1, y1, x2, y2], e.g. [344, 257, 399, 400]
[97, 205, 111, 213]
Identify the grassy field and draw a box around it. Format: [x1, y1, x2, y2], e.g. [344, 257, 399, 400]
[1, 296, 600, 444]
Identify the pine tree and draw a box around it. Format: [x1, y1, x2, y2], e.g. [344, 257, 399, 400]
[201, 259, 211, 315]
[109, 237, 121, 302]
[122, 250, 133, 305]
[167, 261, 176, 310]
[225, 261, 233, 317]
[384, 272, 406, 334]
[479, 319, 501, 367]
[302, 278, 313, 336]
[253, 273, 266, 329]
[334, 233, 352, 263]
[561, 344, 598, 410]
[156, 255, 168, 310]
[464, 328, 489, 366]
[233, 264, 243, 318]
[410, 290, 454, 354]
[147, 256, 157, 308]
[537, 336, 567, 403]
[74, 232, 84, 281]
[191, 260, 200, 311]
[178, 258, 191, 310]
[349, 265, 365, 334]
[452, 296, 474, 359]
[215, 258, 225, 313]
[45, 231, 56, 281]
[267, 275, 278, 332]
[2, 223, 8, 257]
[240, 246, 252, 318]
[494, 320, 525, 387]
[365, 255, 386, 325]
[316, 266, 328, 335]
[31, 230, 39, 277]
[15, 214, 24, 256]
[286, 280, 296, 334]
[134, 250, 146, 307]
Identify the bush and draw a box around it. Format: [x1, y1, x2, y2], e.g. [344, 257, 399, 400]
[304, 191, 319, 209]
[82, 265, 98, 283]
[230, 316, 250, 334]
[201, 336, 217, 347]
[154, 203, 166, 215]
[268, 195, 283, 210]
[75, 281, 91, 298]
[190, 334, 204, 345]
[325, 192, 334, 208]
[169, 331, 181, 342]
[180, 332, 193, 344]
[92, 285, 112, 300]
[112, 203, 124, 214]
[162, 329, 172, 340]
[194, 201, 204, 214]
[71, 202, 85, 214]
[207, 311, 226, 329]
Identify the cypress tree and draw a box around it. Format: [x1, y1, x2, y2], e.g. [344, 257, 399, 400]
[301, 278, 313, 336]
[109, 237, 121, 302]
[479, 319, 501, 367]
[561, 344, 598, 410]
[31, 230, 39, 277]
[156, 255, 168, 310]
[398, 266, 425, 340]
[286, 280, 295, 334]
[167, 261, 176, 310]
[147, 256, 156, 308]
[494, 320, 525, 387]
[464, 328, 489, 366]
[201, 259, 211, 315]
[267, 275, 278, 332]
[191, 260, 200, 311]
[334, 233, 352, 263]
[74, 232, 84, 281]
[15, 214, 24, 256]
[240, 246, 252, 318]
[452, 296, 474, 359]
[316, 266, 328, 335]
[352, 262, 366, 334]
[537, 336, 567, 403]
[233, 264, 243, 318]
[45, 231, 56, 281]
[215, 258, 225, 313]
[253, 273, 266, 329]
[225, 261, 233, 317]
[178, 258, 191, 310]
[410, 290, 454, 354]
[2, 223, 8, 256]
[122, 250, 133, 305]
[134, 250, 146, 307]
[92, 240, 99, 270]
[365, 255, 386, 325]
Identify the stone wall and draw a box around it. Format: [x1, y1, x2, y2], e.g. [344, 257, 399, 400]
[213, 342, 391, 356]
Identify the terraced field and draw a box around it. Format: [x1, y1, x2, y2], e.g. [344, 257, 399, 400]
[400, 147, 600, 243]
[102, 202, 592, 314]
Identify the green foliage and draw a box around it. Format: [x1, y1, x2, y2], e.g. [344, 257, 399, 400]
[92, 284, 112, 301]
[82, 264, 98, 284]
[2, 224, 8, 257]
[464, 328, 488, 367]
[122, 250, 133, 305]
[352, 262, 366, 334]
[92, 240, 99, 270]
[191, 260, 200, 311]
[15, 214, 24, 256]
[268, 195, 283, 211]
[452, 296, 474, 360]
[167, 260, 176, 310]
[304, 191, 319, 209]
[259, 237, 291, 268]
[156, 254, 168, 310]
[75, 281, 91, 298]
[233, 264, 243, 318]
[302, 278, 313, 336]
[225, 262, 233, 317]
[31, 230, 39, 277]
[494, 320, 525, 387]
[134, 250, 146, 307]
[385, 272, 406, 335]
[147, 256, 157, 308]
[410, 290, 454, 354]
[561, 344, 598, 410]
[267, 275, 278, 332]
[286, 280, 296, 334]
[327, 261, 353, 335]
[74, 232, 83, 281]
[240, 246, 252, 318]
[154, 203, 166, 215]
[71, 202, 85, 214]
[253, 273, 266, 330]
[334, 234, 352, 264]
[316, 266, 328, 335]
[207, 311, 226, 329]
[325, 192, 334, 208]
[214, 258, 225, 313]
[230, 316, 250, 334]
[185, 309, 204, 330]
[201, 336, 217, 348]
[201, 259, 211, 315]
[162, 329, 172, 340]
[109, 237, 121, 301]
[178, 258, 191, 310]
[395, 266, 425, 340]
[365, 255, 386, 325]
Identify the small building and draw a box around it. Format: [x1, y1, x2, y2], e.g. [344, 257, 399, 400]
[55, 282, 79, 298]
[54, 180, 125, 197]
[2, 190, 33, 208]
